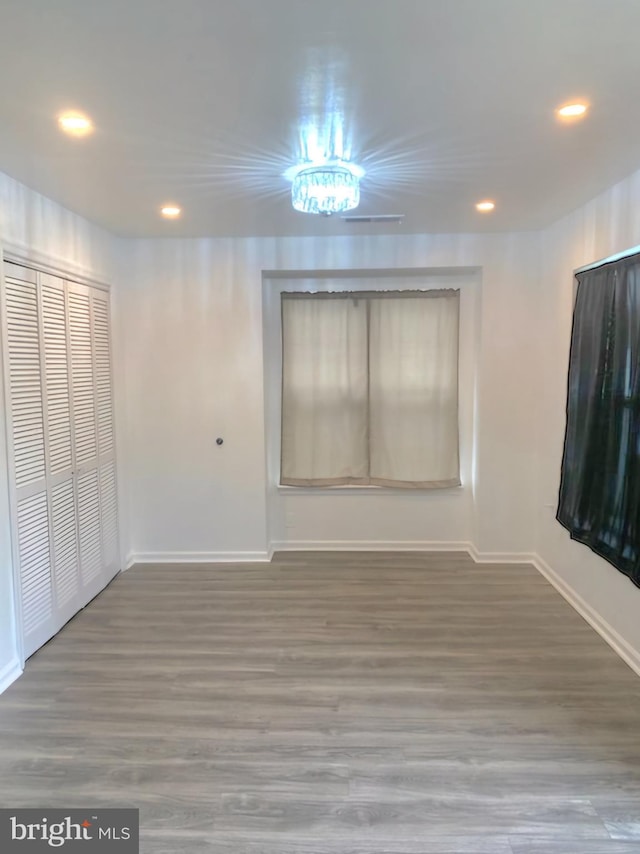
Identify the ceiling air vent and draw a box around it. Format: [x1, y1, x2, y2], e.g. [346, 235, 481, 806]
[341, 214, 405, 224]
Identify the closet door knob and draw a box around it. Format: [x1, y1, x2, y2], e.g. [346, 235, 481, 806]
[216, 437, 223, 446]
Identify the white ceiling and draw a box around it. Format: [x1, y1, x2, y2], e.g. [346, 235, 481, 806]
[1, 0, 640, 238]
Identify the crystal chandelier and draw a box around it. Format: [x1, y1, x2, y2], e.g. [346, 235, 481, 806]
[291, 164, 361, 215]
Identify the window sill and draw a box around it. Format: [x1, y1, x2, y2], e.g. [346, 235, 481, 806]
[276, 484, 464, 495]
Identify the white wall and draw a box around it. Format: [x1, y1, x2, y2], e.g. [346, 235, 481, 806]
[0, 172, 117, 687]
[117, 238, 271, 560]
[535, 168, 640, 664]
[0, 174, 115, 280]
[119, 231, 541, 560]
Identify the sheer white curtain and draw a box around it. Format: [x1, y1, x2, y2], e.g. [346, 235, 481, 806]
[281, 296, 368, 485]
[281, 290, 460, 488]
[369, 293, 459, 486]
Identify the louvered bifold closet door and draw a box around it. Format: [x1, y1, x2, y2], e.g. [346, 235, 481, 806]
[3, 263, 120, 660]
[2, 262, 55, 656]
[67, 280, 104, 605]
[92, 288, 119, 579]
[41, 273, 81, 626]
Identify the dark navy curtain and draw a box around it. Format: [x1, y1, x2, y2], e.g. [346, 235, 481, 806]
[557, 255, 640, 587]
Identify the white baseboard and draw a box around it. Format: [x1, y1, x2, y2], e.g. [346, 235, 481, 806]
[0, 657, 22, 694]
[468, 544, 537, 564]
[271, 539, 473, 553]
[532, 553, 640, 679]
[127, 551, 272, 566]
[274, 541, 538, 563]
[127, 542, 538, 562]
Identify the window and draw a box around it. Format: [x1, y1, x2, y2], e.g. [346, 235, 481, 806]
[280, 289, 460, 488]
[557, 255, 640, 586]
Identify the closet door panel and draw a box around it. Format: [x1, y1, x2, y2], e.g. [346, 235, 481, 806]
[100, 460, 119, 574]
[5, 276, 46, 489]
[77, 468, 102, 596]
[92, 287, 120, 579]
[92, 290, 114, 460]
[68, 283, 97, 470]
[16, 491, 54, 656]
[41, 273, 73, 481]
[3, 264, 55, 658]
[50, 477, 80, 616]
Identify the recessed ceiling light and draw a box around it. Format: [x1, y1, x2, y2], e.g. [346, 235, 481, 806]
[557, 102, 588, 119]
[160, 205, 182, 218]
[475, 200, 495, 212]
[57, 111, 93, 137]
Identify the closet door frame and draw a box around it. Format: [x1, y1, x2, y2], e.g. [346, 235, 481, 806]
[1, 250, 118, 668]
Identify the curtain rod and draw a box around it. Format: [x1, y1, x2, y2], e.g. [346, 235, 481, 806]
[574, 243, 640, 276]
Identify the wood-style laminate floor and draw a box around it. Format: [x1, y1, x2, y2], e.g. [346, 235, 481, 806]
[2, 552, 640, 853]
